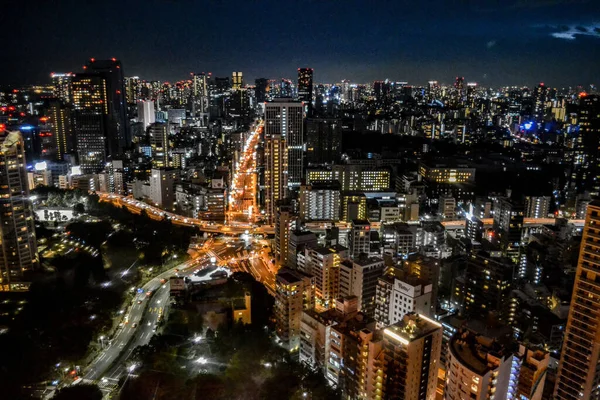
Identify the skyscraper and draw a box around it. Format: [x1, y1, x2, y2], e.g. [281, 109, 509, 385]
[137, 100, 155, 130]
[348, 219, 371, 259]
[0, 130, 38, 292]
[305, 117, 342, 165]
[555, 200, 600, 399]
[148, 122, 169, 168]
[84, 58, 130, 152]
[570, 94, 600, 196]
[254, 78, 269, 103]
[297, 68, 313, 109]
[50, 72, 73, 104]
[232, 72, 243, 90]
[71, 73, 109, 173]
[264, 126, 288, 223]
[48, 100, 73, 161]
[265, 99, 304, 190]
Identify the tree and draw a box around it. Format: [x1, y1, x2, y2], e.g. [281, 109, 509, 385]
[52, 384, 102, 400]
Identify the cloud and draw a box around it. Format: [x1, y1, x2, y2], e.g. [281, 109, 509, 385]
[549, 24, 600, 40]
[486, 40, 497, 49]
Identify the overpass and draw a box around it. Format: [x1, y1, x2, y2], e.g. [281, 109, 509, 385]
[441, 217, 585, 230]
[97, 193, 275, 235]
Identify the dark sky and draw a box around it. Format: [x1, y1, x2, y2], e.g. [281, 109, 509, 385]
[2, 0, 600, 87]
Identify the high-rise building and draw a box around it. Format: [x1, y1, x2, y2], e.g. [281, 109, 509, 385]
[375, 268, 433, 329]
[348, 219, 371, 259]
[493, 196, 524, 253]
[84, 58, 130, 152]
[254, 78, 269, 103]
[148, 123, 169, 168]
[524, 195, 550, 218]
[533, 82, 548, 118]
[374, 313, 442, 400]
[302, 245, 348, 310]
[50, 72, 73, 104]
[287, 230, 317, 270]
[464, 251, 513, 323]
[570, 94, 600, 196]
[339, 256, 385, 317]
[274, 268, 314, 350]
[306, 165, 390, 191]
[297, 68, 313, 109]
[555, 200, 600, 399]
[232, 72, 243, 90]
[265, 99, 304, 189]
[47, 101, 73, 161]
[124, 76, 141, 104]
[149, 168, 177, 210]
[71, 73, 109, 173]
[299, 180, 341, 222]
[0, 131, 38, 292]
[445, 328, 514, 400]
[305, 117, 342, 165]
[137, 100, 155, 129]
[275, 203, 293, 265]
[264, 131, 288, 223]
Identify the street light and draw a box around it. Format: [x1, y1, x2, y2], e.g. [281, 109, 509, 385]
[195, 357, 208, 365]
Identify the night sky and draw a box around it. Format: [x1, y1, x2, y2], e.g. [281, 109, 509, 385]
[2, 0, 600, 87]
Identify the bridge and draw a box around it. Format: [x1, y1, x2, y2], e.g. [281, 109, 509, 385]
[440, 217, 585, 230]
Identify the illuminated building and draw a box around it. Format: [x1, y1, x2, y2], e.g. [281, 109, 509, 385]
[191, 72, 209, 123]
[274, 268, 315, 350]
[438, 195, 456, 219]
[254, 78, 269, 103]
[493, 197, 524, 253]
[375, 268, 433, 329]
[418, 161, 475, 184]
[287, 230, 317, 270]
[47, 100, 72, 161]
[137, 100, 155, 129]
[71, 73, 109, 173]
[464, 251, 513, 323]
[84, 58, 130, 152]
[149, 168, 177, 210]
[264, 129, 287, 223]
[348, 219, 371, 259]
[303, 245, 348, 310]
[265, 99, 304, 190]
[367, 313, 442, 400]
[555, 201, 600, 399]
[305, 117, 342, 165]
[231, 71, 243, 90]
[299, 180, 340, 222]
[444, 328, 513, 400]
[524, 195, 550, 219]
[148, 122, 169, 168]
[341, 192, 367, 222]
[339, 257, 385, 317]
[307, 165, 390, 192]
[533, 82, 548, 118]
[514, 344, 549, 400]
[275, 203, 293, 265]
[124, 76, 140, 104]
[0, 131, 38, 292]
[570, 94, 600, 196]
[297, 67, 313, 111]
[50, 72, 73, 104]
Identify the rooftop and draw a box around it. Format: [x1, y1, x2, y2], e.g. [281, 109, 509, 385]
[449, 329, 509, 376]
[383, 312, 441, 345]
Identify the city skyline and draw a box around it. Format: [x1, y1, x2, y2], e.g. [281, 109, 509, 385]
[2, 0, 600, 87]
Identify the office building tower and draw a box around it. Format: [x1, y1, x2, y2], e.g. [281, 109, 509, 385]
[555, 200, 600, 399]
[124, 76, 140, 104]
[71, 73, 109, 173]
[232, 72, 243, 90]
[341, 192, 367, 222]
[464, 251, 513, 322]
[524, 195, 550, 219]
[275, 203, 294, 265]
[287, 230, 317, 270]
[255, 78, 269, 103]
[570, 94, 600, 196]
[265, 99, 304, 190]
[0, 131, 38, 292]
[375, 313, 442, 400]
[493, 197, 524, 253]
[445, 328, 514, 400]
[438, 195, 456, 219]
[303, 245, 348, 310]
[48, 100, 73, 161]
[375, 268, 433, 329]
[148, 123, 169, 168]
[465, 214, 484, 242]
[50, 72, 73, 104]
[339, 257, 385, 317]
[137, 100, 155, 129]
[191, 72, 209, 123]
[264, 130, 288, 223]
[348, 219, 371, 259]
[299, 181, 341, 222]
[533, 82, 548, 118]
[297, 68, 313, 108]
[149, 168, 177, 210]
[305, 118, 342, 165]
[274, 268, 315, 350]
[84, 58, 130, 152]
[306, 165, 390, 192]
[454, 76, 465, 105]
